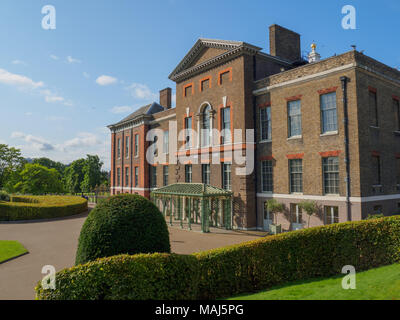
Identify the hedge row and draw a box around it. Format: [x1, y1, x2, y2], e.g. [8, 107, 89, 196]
[35, 253, 199, 300]
[35, 216, 400, 300]
[0, 196, 88, 221]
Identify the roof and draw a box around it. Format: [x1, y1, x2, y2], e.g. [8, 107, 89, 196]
[169, 38, 270, 82]
[151, 183, 233, 197]
[108, 102, 165, 129]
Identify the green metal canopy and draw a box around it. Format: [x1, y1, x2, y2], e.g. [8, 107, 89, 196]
[151, 183, 233, 233]
[151, 183, 233, 198]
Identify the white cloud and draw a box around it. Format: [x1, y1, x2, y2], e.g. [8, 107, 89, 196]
[0, 68, 44, 89]
[66, 56, 81, 64]
[83, 72, 90, 79]
[12, 60, 27, 66]
[125, 83, 157, 101]
[96, 75, 118, 86]
[24, 112, 33, 117]
[63, 132, 101, 150]
[40, 89, 66, 104]
[110, 106, 134, 114]
[45, 95, 65, 103]
[8, 131, 111, 170]
[11, 132, 55, 151]
[50, 55, 59, 60]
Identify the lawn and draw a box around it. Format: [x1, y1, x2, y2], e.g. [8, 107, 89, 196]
[0, 240, 28, 263]
[229, 264, 400, 300]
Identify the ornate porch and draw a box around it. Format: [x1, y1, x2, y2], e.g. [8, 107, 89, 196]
[150, 183, 233, 233]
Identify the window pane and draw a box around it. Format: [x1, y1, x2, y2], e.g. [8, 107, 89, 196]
[290, 204, 302, 223]
[372, 156, 381, 185]
[163, 166, 169, 186]
[221, 107, 231, 144]
[288, 100, 302, 137]
[369, 91, 378, 127]
[202, 164, 210, 185]
[260, 107, 271, 141]
[163, 131, 169, 154]
[289, 159, 303, 193]
[323, 157, 339, 194]
[394, 99, 400, 131]
[222, 163, 232, 190]
[202, 106, 211, 146]
[321, 92, 337, 133]
[325, 206, 339, 224]
[185, 165, 192, 183]
[261, 160, 273, 192]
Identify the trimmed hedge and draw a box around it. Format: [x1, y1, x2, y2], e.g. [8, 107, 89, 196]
[0, 196, 88, 221]
[35, 216, 400, 300]
[35, 253, 199, 300]
[75, 194, 170, 265]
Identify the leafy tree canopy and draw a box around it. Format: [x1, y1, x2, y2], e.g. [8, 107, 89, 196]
[32, 157, 66, 175]
[0, 144, 25, 189]
[13, 163, 64, 195]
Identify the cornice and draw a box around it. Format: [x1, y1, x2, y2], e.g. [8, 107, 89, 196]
[170, 45, 259, 82]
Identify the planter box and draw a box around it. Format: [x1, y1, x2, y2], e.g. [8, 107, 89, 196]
[292, 223, 303, 231]
[269, 224, 282, 235]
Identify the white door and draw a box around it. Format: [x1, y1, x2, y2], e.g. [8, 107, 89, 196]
[263, 206, 272, 231]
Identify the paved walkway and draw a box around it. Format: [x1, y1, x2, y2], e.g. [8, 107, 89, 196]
[0, 212, 266, 300]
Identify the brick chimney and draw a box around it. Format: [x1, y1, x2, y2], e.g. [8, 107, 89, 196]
[159, 87, 172, 109]
[269, 24, 301, 62]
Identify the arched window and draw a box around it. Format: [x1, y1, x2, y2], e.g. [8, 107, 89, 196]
[202, 105, 211, 146]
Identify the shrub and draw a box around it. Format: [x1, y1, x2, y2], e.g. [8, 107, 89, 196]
[0, 191, 10, 202]
[194, 216, 400, 299]
[0, 196, 87, 221]
[35, 253, 199, 300]
[75, 194, 170, 265]
[36, 216, 400, 300]
[366, 213, 385, 220]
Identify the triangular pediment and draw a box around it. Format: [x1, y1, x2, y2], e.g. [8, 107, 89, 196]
[169, 38, 262, 81]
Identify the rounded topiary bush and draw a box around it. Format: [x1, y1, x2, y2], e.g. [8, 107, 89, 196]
[75, 194, 170, 265]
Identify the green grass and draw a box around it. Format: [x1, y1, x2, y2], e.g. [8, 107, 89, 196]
[229, 264, 400, 300]
[0, 240, 28, 263]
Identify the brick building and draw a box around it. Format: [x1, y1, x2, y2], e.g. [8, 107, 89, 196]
[108, 25, 400, 231]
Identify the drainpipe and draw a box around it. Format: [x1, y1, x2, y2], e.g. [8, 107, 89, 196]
[340, 76, 352, 222]
[252, 94, 259, 230]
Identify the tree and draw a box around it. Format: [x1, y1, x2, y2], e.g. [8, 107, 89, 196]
[298, 200, 318, 228]
[0, 144, 25, 189]
[32, 157, 66, 175]
[265, 199, 285, 225]
[13, 163, 63, 195]
[64, 159, 86, 194]
[80, 155, 104, 192]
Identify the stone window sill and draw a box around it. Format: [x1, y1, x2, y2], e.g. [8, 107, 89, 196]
[369, 126, 380, 129]
[287, 136, 302, 141]
[393, 131, 400, 136]
[320, 131, 338, 137]
[259, 139, 272, 144]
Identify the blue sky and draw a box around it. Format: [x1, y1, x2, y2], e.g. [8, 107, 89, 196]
[0, 0, 399, 170]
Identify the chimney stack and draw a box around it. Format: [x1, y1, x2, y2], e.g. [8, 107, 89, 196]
[159, 87, 172, 109]
[269, 24, 301, 62]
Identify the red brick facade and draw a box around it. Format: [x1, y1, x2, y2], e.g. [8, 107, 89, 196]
[108, 25, 400, 231]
